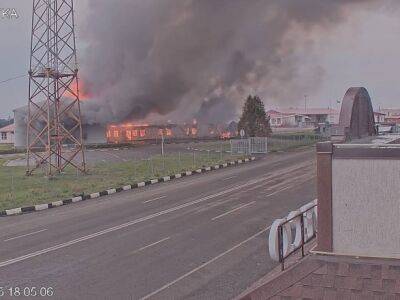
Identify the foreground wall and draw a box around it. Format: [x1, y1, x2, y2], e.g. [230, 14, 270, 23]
[317, 142, 400, 258]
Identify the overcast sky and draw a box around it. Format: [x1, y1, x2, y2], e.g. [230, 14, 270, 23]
[0, 1, 400, 119]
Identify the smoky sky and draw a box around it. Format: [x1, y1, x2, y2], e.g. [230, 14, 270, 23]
[79, 0, 384, 124]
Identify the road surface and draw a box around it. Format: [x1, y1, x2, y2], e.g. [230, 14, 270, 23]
[0, 148, 316, 300]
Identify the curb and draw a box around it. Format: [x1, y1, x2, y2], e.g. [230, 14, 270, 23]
[0, 157, 256, 217]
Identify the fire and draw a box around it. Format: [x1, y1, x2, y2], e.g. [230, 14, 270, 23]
[64, 80, 91, 100]
[220, 132, 231, 139]
[121, 123, 149, 127]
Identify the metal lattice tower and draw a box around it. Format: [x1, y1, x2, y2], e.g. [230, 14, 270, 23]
[27, 0, 86, 176]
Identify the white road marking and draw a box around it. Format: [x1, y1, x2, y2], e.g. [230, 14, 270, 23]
[4, 229, 48, 242]
[0, 170, 314, 269]
[222, 175, 237, 181]
[263, 176, 314, 199]
[192, 197, 240, 215]
[139, 226, 271, 300]
[212, 201, 256, 220]
[142, 196, 167, 204]
[0, 175, 273, 268]
[130, 237, 170, 255]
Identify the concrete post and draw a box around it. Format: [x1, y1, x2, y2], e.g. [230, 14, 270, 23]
[315, 141, 333, 252]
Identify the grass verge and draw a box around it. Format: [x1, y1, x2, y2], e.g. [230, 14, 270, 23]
[188, 134, 325, 153]
[0, 152, 244, 211]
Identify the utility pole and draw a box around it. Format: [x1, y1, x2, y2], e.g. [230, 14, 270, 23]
[26, 0, 86, 176]
[304, 94, 308, 113]
[161, 132, 164, 156]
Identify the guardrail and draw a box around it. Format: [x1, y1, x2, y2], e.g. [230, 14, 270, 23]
[268, 199, 317, 270]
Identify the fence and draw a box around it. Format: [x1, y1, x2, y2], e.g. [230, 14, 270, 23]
[230, 137, 268, 154]
[269, 199, 317, 270]
[267, 134, 325, 152]
[0, 150, 244, 211]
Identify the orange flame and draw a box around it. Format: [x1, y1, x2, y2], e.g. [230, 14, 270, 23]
[220, 132, 231, 139]
[65, 80, 91, 100]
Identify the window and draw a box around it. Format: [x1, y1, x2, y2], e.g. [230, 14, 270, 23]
[113, 130, 119, 138]
[1, 132, 6, 140]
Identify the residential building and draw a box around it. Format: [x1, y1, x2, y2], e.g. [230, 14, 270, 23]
[378, 108, 400, 124]
[0, 123, 14, 144]
[267, 108, 339, 128]
[280, 108, 339, 124]
[379, 108, 400, 117]
[266, 110, 311, 128]
[374, 111, 386, 123]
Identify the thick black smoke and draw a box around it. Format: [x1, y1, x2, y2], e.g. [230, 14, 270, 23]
[79, 0, 379, 124]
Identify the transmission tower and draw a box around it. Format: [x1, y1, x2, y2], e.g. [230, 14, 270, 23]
[27, 0, 86, 176]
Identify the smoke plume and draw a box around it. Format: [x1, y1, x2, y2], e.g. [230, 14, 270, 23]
[79, 0, 380, 124]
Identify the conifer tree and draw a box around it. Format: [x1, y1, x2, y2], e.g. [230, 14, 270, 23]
[238, 95, 271, 137]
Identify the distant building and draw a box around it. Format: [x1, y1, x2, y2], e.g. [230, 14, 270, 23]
[379, 108, 400, 117]
[373, 111, 385, 123]
[280, 108, 339, 124]
[377, 108, 400, 124]
[267, 110, 311, 127]
[384, 116, 400, 124]
[0, 123, 14, 144]
[267, 107, 339, 128]
[13, 104, 106, 149]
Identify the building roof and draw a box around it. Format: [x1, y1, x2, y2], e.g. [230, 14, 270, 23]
[239, 253, 400, 300]
[0, 123, 14, 133]
[266, 109, 284, 115]
[267, 109, 312, 118]
[278, 108, 339, 115]
[379, 109, 400, 115]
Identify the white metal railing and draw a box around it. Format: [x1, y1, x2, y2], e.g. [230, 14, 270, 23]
[268, 199, 317, 270]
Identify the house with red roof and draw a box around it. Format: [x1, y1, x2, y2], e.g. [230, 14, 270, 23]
[267, 108, 339, 128]
[0, 123, 14, 144]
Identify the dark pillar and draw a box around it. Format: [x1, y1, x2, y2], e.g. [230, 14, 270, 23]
[316, 141, 333, 252]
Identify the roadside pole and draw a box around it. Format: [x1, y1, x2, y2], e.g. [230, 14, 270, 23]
[161, 132, 164, 156]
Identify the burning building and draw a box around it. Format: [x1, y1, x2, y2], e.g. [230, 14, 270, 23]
[105, 121, 237, 144]
[106, 123, 181, 144]
[13, 103, 238, 149]
[13, 103, 106, 149]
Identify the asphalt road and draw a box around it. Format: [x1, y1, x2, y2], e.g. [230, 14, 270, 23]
[0, 148, 316, 300]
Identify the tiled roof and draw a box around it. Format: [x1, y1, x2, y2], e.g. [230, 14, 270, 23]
[240, 254, 400, 299]
[0, 123, 14, 133]
[280, 108, 339, 115]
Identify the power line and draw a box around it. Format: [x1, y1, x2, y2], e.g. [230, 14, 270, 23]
[0, 74, 27, 85]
